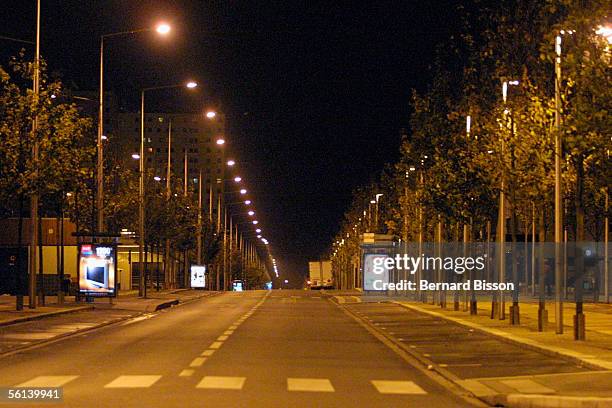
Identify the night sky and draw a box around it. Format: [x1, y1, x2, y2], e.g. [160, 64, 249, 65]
[1, 1, 467, 283]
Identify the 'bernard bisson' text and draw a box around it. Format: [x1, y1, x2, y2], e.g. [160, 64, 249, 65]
[371, 280, 514, 291]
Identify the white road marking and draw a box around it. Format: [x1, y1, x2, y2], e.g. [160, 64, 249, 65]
[209, 341, 223, 349]
[196, 376, 246, 390]
[179, 369, 194, 377]
[287, 378, 335, 392]
[17, 376, 78, 387]
[500, 379, 555, 394]
[190, 357, 207, 367]
[371, 380, 427, 395]
[104, 375, 162, 388]
[121, 314, 154, 326]
[3, 332, 58, 340]
[201, 350, 215, 357]
[217, 335, 229, 341]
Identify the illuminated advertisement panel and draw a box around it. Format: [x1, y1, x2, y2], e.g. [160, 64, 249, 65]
[190, 265, 206, 288]
[78, 243, 117, 296]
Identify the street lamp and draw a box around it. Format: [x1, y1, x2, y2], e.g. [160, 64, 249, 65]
[234, 176, 242, 183]
[497, 79, 519, 321]
[227, 160, 236, 166]
[248, 210, 255, 216]
[245, 200, 252, 205]
[97, 22, 172, 234]
[139, 81, 197, 297]
[216, 138, 225, 145]
[240, 189, 247, 195]
[206, 110, 217, 119]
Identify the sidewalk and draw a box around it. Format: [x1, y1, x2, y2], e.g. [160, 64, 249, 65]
[0, 289, 216, 327]
[395, 299, 612, 407]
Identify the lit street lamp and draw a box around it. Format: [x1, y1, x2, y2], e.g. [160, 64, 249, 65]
[97, 22, 171, 234]
[139, 81, 197, 297]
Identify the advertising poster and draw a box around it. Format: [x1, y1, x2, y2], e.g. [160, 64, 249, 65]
[190, 265, 206, 288]
[78, 243, 117, 296]
[363, 253, 390, 291]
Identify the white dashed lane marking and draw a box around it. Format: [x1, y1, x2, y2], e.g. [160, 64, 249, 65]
[287, 378, 335, 393]
[190, 357, 207, 367]
[196, 376, 246, 390]
[17, 376, 78, 387]
[104, 375, 162, 388]
[371, 380, 427, 395]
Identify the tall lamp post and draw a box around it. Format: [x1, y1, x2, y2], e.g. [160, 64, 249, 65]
[28, 0, 41, 309]
[97, 23, 171, 234]
[139, 81, 197, 297]
[496, 79, 519, 320]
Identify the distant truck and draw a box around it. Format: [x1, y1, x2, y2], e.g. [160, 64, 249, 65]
[308, 260, 333, 289]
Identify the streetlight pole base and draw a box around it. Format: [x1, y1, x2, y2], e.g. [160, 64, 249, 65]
[574, 313, 586, 340]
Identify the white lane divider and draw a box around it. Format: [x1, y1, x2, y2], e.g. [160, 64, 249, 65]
[189, 357, 207, 367]
[104, 375, 162, 388]
[287, 378, 335, 393]
[371, 380, 427, 395]
[121, 314, 155, 326]
[17, 376, 78, 387]
[196, 376, 246, 390]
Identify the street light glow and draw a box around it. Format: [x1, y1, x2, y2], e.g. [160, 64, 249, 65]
[153, 176, 161, 181]
[186, 81, 198, 89]
[216, 138, 225, 145]
[255, 228, 261, 233]
[248, 210, 255, 216]
[234, 176, 242, 183]
[132, 153, 140, 159]
[257, 234, 262, 238]
[245, 200, 252, 205]
[227, 160, 236, 166]
[206, 111, 217, 119]
[252, 220, 259, 224]
[596, 25, 612, 43]
[240, 189, 247, 194]
[156, 23, 171, 35]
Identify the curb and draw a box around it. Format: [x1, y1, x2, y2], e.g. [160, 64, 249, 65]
[153, 299, 179, 311]
[394, 301, 612, 371]
[0, 305, 94, 328]
[505, 394, 612, 408]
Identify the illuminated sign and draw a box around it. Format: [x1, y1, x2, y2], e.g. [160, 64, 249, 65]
[78, 243, 116, 296]
[190, 265, 206, 288]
